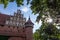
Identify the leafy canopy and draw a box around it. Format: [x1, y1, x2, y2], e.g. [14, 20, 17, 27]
[31, 0, 60, 22]
[33, 24, 60, 40]
[0, 0, 23, 8]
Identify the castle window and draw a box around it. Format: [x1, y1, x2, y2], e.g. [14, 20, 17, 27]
[6, 21, 9, 24]
[16, 22, 19, 26]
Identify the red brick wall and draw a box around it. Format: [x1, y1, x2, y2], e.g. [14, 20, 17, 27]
[0, 12, 33, 40]
[25, 27, 33, 40]
[8, 37, 25, 40]
[0, 26, 33, 40]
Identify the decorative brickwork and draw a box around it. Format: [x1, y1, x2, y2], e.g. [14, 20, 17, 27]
[0, 10, 34, 40]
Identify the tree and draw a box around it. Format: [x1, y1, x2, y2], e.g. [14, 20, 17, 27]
[0, 0, 23, 8]
[30, 0, 60, 22]
[33, 30, 40, 40]
[30, 0, 60, 40]
[0, 0, 31, 8]
[30, 0, 60, 39]
[33, 23, 60, 40]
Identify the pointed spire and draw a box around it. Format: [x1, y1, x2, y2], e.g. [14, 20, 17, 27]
[25, 16, 34, 27]
[28, 16, 30, 20]
[28, 16, 32, 23]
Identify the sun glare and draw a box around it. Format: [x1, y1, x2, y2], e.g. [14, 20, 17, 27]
[46, 18, 53, 23]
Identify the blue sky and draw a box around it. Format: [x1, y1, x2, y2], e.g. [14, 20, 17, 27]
[0, 0, 42, 33]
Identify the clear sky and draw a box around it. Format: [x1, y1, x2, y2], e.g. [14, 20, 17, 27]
[0, 0, 42, 33]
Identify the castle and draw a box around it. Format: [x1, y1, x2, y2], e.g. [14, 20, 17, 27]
[0, 10, 34, 40]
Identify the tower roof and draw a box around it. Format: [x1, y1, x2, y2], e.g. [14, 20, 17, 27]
[25, 17, 34, 25]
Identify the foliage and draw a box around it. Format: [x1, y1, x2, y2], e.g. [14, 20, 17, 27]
[30, 0, 60, 40]
[0, 0, 31, 8]
[31, 0, 60, 22]
[0, 0, 23, 8]
[33, 30, 40, 40]
[33, 23, 60, 40]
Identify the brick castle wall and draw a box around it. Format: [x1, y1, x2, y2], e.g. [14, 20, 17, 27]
[0, 25, 33, 40]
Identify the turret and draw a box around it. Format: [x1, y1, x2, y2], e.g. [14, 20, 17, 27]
[25, 17, 34, 40]
[25, 17, 34, 27]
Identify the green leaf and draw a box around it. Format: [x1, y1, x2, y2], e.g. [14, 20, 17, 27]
[16, 0, 23, 7]
[9, 0, 14, 2]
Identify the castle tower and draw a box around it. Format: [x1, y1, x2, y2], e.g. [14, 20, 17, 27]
[25, 17, 34, 40]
